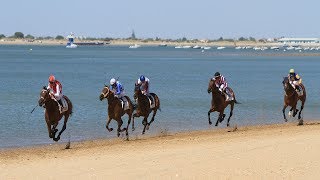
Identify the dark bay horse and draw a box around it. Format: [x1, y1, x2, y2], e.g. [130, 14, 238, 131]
[207, 79, 239, 127]
[38, 87, 73, 142]
[282, 77, 306, 125]
[133, 84, 160, 134]
[99, 86, 134, 139]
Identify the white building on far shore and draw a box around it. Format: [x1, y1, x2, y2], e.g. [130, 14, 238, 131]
[278, 38, 320, 44]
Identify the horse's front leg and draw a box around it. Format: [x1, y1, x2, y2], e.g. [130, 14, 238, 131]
[54, 114, 70, 142]
[142, 117, 148, 134]
[208, 108, 215, 125]
[132, 112, 140, 131]
[106, 116, 113, 132]
[215, 112, 223, 126]
[45, 118, 53, 139]
[293, 106, 299, 117]
[282, 104, 288, 122]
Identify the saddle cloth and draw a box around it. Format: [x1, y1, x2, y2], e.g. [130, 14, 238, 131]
[121, 97, 130, 111]
[148, 95, 155, 108]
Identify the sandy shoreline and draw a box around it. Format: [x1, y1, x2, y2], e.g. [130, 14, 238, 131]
[1, 121, 320, 179]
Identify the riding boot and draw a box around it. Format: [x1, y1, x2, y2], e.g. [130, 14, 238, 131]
[295, 86, 302, 96]
[120, 98, 124, 108]
[58, 99, 63, 113]
[148, 95, 153, 105]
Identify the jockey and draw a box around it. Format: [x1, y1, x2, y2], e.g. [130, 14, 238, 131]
[136, 75, 153, 104]
[288, 69, 302, 94]
[110, 78, 125, 107]
[47, 75, 67, 113]
[212, 72, 232, 101]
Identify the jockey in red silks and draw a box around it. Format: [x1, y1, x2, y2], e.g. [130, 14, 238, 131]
[136, 75, 153, 104]
[212, 72, 233, 101]
[47, 75, 67, 113]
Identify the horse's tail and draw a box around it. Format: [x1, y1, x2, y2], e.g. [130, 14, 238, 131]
[64, 95, 73, 116]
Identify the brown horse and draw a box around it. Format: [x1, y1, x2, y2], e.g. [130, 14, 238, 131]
[38, 87, 73, 142]
[133, 84, 161, 134]
[207, 79, 239, 127]
[282, 77, 306, 125]
[99, 86, 134, 139]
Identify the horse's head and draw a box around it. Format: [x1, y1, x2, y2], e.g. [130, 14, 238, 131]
[99, 85, 113, 101]
[208, 79, 217, 93]
[282, 77, 291, 91]
[133, 83, 141, 100]
[38, 86, 50, 106]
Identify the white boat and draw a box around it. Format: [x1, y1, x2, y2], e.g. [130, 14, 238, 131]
[235, 46, 242, 50]
[270, 46, 279, 50]
[303, 47, 310, 50]
[193, 45, 201, 49]
[203, 46, 211, 50]
[286, 46, 294, 50]
[294, 47, 302, 50]
[217, 46, 226, 50]
[174, 46, 182, 49]
[66, 33, 78, 48]
[129, 44, 141, 48]
[159, 43, 167, 47]
[245, 46, 252, 49]
[253, 47, 261, 50]
[182, 45, 192, 49]
[66, 43, 78, 48]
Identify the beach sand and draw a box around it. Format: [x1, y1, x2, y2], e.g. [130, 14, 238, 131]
[1, 122, 320, 179]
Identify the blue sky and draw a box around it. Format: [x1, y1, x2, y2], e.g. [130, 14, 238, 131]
[1, 0, 319, 39]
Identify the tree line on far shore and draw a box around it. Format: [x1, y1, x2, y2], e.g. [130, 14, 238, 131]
[0, 32, 275, 43]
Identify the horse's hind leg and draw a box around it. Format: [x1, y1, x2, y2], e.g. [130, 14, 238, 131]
[227, 103, 234, 127]
[298, 102, 305, 125]
[125, 113, 132, 140]
[282, 105, 288, 122]
[146, 109, 157, 130]
[54, 115, 69, 142]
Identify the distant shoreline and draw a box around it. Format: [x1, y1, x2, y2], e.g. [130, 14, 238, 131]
[3, 38, 319, 47]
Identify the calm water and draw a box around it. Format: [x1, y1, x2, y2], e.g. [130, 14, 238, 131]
[1, 45, 320, 148]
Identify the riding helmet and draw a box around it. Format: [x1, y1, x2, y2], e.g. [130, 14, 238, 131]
[214, 72, 221, 77]
[289, 69, 294, 73]
[140, 75, 145, 82]
[110, 78, 116, 85]
[48, 75, 55, 82]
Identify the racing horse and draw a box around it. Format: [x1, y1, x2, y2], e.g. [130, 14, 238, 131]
[282, 77, 306, 125]
[99, 86, 135, 140]
[207, 79, 239, 127]
[133, 84, 160, 134]
[38, 86, 73, 141]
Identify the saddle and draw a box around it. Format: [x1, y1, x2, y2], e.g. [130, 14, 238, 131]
[54, 96, 68, 113]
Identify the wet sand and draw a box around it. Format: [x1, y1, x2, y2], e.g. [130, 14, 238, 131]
[1, 122, 320, 179]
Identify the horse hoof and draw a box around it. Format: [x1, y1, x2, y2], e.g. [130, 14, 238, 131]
[284, 119, 288, 122]
[53, 137, 60, 142]
[132, 127, 135, 131]
[227, 123, 230, 127]
[298, 120, 303, 126]
[215, 123, 218, 127]
[146, 124, 150, 130]
[209, 121, 212, 125]
[117, 133, 120, 137]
